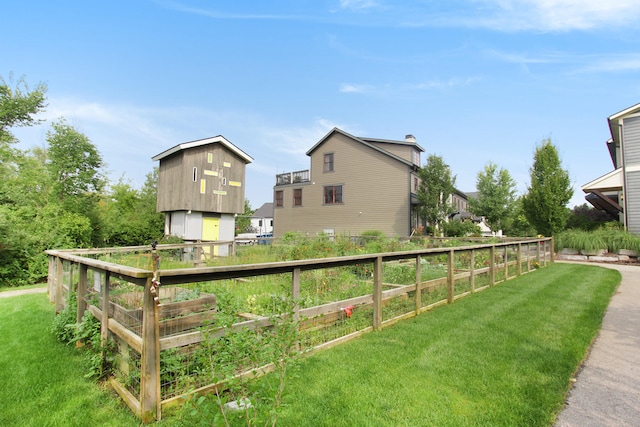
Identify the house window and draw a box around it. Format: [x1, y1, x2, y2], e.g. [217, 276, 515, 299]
[324, 185, 343, 204]
[414, 177, 418, 192]
[324, 153, 334, 172]
[275, 190, 284, 207]
[258, 220, 263, 227]
[293, 188, 302, 206]
[270, 219, 273, 226]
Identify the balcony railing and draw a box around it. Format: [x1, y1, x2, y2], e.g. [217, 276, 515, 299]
[275, 169, 310, 186]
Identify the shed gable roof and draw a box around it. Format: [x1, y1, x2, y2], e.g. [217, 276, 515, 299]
[152, 135, 253, 163]
[306, 127, 423, 167]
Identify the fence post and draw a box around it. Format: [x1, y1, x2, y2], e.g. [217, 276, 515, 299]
[140, 276, 161, 422]
[447, 250, 454, 303]
[100, 271, 110, 350]
[77, 265, 88, 325]
[489, 246, 495, 286]
[415, 255, 422, 315]
[470, 249, 475, 292]
[537, 241, 541, 266]
[504, 246, 509, 280]
[517, 243, 522, 276]
[550, 237, 555, 263]
[55, 257, 64, 313]
[373, 256, 382, 330]
[292, 268, 301, 321]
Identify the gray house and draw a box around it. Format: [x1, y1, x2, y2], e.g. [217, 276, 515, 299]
[582, 103, 640, 232]
[152, 135, 253, 255]
[273, 128, 424, 237]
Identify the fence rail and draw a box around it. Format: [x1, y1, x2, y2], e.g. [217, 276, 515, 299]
[46, 237, 552, 422]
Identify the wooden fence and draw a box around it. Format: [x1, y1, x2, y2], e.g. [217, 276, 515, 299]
[46, 237, 552, 422]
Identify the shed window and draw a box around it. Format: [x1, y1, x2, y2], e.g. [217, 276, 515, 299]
[192, 167, 198, 182]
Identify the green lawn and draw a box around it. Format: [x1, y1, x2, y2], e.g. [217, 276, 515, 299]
[1, 263, 620, 426]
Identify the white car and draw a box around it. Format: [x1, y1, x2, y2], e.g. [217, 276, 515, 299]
[235, 233, 258, 245]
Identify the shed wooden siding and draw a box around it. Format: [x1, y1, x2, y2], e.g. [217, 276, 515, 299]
[156, 144, 246, 214]
[273, 132, 413, 237]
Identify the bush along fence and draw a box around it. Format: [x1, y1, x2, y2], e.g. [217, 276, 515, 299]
[46, 237, 552, 422]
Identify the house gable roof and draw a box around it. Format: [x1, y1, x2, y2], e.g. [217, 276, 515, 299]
[252, 202, 274, 218]
[152, 135, 254, 163]
[305, 127, 422, 167]
[608, 103, 640, 150]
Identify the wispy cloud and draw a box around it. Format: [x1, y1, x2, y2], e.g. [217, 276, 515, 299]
[577, 53, 640, 73]
[340, 77, 478, 96]
[338, 0, 381, 12]
[160, 0, 640, 32]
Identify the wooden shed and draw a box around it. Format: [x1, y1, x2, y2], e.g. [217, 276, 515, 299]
[152, 136, 253, 255]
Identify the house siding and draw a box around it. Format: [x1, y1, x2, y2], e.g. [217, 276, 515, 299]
[623, 116, 640, 234]
[274, 132, 412, 238]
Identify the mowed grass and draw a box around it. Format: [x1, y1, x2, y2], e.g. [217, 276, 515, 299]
[270, 263, 620, 427]
[0, 294, 140, 427]
[1, 263, 621, 426]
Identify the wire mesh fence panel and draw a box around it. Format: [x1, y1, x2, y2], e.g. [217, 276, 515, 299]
[299, 304, 374, 348]
[113, 335, 142, 397]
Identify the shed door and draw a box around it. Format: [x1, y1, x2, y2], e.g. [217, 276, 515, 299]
[202, 217, 220, 256]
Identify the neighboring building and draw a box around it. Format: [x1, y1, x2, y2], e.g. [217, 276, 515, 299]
[582, 104, 638, 231]
[152, 135, 253, 255]
[273, 128, 424, 237]
[250, 202, 274, 235]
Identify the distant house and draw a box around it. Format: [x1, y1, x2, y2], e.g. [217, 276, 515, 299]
[152, 136, 253, 255]
[582, 104, 636, 231]
[273, 128, 424, 237]
[250, 202, 274, 235]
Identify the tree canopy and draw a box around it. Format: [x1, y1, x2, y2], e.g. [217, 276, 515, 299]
[522, 138, 573, 236]
[417, 154, 456, 237]
[468, 162, 517, 232]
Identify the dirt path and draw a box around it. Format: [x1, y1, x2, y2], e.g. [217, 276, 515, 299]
[0, 287, 47, 298]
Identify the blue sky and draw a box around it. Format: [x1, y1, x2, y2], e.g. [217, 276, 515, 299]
[4, 0, 640, 210]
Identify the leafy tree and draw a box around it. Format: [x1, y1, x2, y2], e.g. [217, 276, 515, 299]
[0, 74, 47, 145]
[235, 199, 255, 235]
[417, 154, 456, 237]
[0, 76, 48, 286]
[468, 162, 517, 233]
[565, 203, 615, 231]
[503, 196, 536, 237]
[46, 119, 105, 245]
[522, 139, 573, 236]
[47, 119, 105, 204]
[101, 170, 164, 246]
